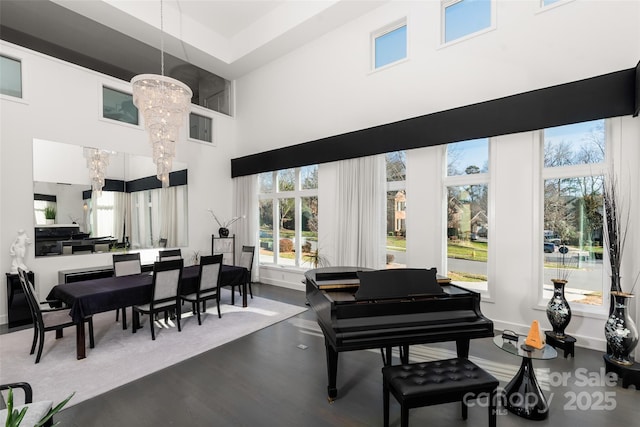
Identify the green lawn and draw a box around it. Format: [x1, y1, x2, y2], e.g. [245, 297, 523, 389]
[447, 241, 488, 262]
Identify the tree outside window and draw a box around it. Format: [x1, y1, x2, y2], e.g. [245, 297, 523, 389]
[542, 120, 606, 306]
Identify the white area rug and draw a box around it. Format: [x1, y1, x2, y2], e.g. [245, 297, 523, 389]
[0, 290, 306, 407]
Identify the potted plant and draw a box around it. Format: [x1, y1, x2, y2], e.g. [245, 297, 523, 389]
[304, 248, 329, 268]
[3, 388, 74, 427]
[44, 206, 56, 225]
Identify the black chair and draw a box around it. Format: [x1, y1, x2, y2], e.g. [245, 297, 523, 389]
[158, 248, 182, 261]
[113, 253, 142, 329]
[158, 238, 168, 248]
[17, 268, 94, 364]
[1, 382, 53, 426]
[234, 245, 255, 299]
[132, 259, 184, 340]
[181, 254, 223, 324]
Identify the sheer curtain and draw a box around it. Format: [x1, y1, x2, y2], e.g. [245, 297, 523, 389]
[233, 175, 258, 280]
[130, 187, 188, 249]
[112, 192, 127, 243]
[159, 186, 188, 247]
[130, 191, 150, 249]
[335, 155, 386, 269]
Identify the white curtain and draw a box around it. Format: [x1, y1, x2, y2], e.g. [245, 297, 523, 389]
[129, 186, 188, 249]
[130, 191, 150, 249]
[112, 192, 127, 243]
[335, 155, 386, 269]
[159, 186, 188, 247]
[233, 175, 258, 280]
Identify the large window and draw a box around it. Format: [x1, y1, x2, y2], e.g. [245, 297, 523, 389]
[445, 138, 490, 291]
[0, 54, 22, 98]
[386, 151, 406, 268]
[541, 120, 606, 307]
[102, 86, 138, 125]
[442, 0, 493, 44]
[373, 21, 407, 69]
[258, 165, 318, 267]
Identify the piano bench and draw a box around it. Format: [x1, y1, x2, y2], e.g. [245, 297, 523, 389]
[382, 358, 498, 427]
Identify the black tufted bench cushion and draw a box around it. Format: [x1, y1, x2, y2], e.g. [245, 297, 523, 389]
[382, 358, 498, 427]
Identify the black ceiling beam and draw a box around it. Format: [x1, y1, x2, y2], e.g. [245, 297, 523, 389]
[0, 26, 136, 82]
[231, 65, 638, 178]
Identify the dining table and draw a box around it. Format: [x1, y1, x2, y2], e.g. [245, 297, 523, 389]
[46, 264, 248, 359]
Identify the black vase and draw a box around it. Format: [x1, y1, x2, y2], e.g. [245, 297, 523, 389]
[546, 279, 572, 338]
[218, 227, 229, 238]
[604, 292, 638, 366]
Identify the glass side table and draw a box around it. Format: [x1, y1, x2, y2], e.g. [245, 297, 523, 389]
[493, 335, 557, 420]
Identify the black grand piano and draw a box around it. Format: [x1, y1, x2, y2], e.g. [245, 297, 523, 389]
[305, 266, 494, 401]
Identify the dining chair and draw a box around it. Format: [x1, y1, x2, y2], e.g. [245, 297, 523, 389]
[17, 268, 94, 364]
[158, 238, 168, 248]
[132, 259, 184, 340]
[112, 253, 142, 329]
[236, 245, 255, 299]
[158, 248, 182, 261]
[181, 254, 223, 324]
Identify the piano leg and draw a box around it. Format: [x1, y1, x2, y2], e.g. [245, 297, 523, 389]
[456, 338, 470, 358]
[400, 345, 409, 364]
[325, 339, 338, 402]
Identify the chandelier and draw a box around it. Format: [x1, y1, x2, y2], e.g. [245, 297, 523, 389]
[83, 148, 113, 197]
[131, 0, 192, 187]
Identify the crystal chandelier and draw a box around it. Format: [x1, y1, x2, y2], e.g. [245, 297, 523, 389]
[83, 148, 113, 197]
[131, 0, 192, 187]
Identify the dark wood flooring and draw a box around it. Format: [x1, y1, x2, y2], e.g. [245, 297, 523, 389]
[14, 284, 639, 426]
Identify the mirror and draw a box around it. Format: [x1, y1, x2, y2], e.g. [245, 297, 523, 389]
[32, 139, 188, 257]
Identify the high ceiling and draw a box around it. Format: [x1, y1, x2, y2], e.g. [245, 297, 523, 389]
[0, 0, 386, 81]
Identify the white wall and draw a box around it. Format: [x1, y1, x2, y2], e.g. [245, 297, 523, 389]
[233, 0, 640, 352]
[0, 41, 237, 323]
[235, 1, 639, 155]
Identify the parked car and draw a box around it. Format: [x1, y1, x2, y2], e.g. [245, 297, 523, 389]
[544, 242, 555, 253]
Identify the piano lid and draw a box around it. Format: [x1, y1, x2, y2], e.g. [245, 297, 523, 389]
[355, 268, 445, 301]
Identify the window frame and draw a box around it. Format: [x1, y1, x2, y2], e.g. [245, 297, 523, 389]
[0, 52, 27, 102]
[98, 81, 140, 128]
[533, 118, 615, 318]
[258, 166, 319, 268]
[440, 0, 496, 47]
[371, 18, 408, 71]
[386, 151, 407, 268]
[538, 0, 575, 12]
[188, 110, 214, 145]
[442, 137, 495, 299]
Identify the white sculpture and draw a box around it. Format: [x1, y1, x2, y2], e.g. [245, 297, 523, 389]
[9, 229, 31, 274]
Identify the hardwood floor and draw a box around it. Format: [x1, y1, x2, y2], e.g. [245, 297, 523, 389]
[32, 284, 639, 425]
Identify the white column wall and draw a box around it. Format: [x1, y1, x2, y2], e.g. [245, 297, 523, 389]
[0, 42, 237, 323]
